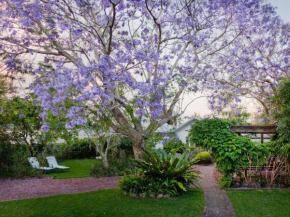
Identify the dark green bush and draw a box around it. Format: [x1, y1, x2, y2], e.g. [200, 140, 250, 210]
[0, 147, 46, 178]
[90, 158, 135, 177]
[60, 138, 96, 159]
[0, 144, 30, 172]
[194, 151, 212, 164]
[163, 138, 186, 154]
[119, 149, 200, 196]
[10, 151, 45, 178]
[117, 137, 134, 156]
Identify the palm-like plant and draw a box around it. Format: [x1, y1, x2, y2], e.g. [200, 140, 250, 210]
[135, 149, 200, 191]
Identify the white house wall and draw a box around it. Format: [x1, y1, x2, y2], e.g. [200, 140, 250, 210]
[175, 124, 192, 144]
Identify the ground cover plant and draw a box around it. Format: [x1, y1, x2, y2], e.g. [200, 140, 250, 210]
[119, 149, 199, 197]
[0, 188, 204, 217]
[227, 189, 290, 217]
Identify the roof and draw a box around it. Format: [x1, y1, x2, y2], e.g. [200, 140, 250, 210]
[173, 117, 199, 133]
[155, 123, 175, 133]
[154, 117, 199, 133]
[230, 125, 277, 134]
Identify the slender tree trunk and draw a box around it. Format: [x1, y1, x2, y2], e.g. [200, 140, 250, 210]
[101, 154, 109, 169]
[95, 144, 110, 169]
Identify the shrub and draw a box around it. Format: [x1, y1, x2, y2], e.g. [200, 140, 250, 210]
[9, 151, 45, 178]
[194, 152, 212, 164]
[119, 175, 148, 195]
[0, 144, 29, 169]
[163, 138, 186, 154]
[90, 158, 135, 177]
[60, 138, 96, 159]
[119, 149, 200, 197]
[9, 151, 32, 178]
[117, 137, 134, 156]
[119, 175, 180, 196]
[219, 176, 232, 188]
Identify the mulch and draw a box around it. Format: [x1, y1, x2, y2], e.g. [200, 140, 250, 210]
[0, 176, 122, 202]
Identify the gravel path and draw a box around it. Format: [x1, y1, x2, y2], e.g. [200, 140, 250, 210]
[198, 165, 235, 217]
[0, 176, 121, 202]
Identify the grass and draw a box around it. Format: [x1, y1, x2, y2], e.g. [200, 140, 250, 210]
[0, 188, 204, 217]
[44, 158, 102, 179]
[0, 159, 101, 179]
[227, 189, 290, 217]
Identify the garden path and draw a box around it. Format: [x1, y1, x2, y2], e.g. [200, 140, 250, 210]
[197, 165, 235, 217]
[0, 176, 121, 202]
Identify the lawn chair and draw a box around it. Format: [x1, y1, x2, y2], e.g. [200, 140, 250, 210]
[46, 156, 70, 170]
[28, 157, 54, 171]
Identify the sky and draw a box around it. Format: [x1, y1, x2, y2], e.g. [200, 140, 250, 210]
[268, 0, 290, 22]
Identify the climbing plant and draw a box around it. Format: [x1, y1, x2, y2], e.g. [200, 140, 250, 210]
[189, 118, 268, 178]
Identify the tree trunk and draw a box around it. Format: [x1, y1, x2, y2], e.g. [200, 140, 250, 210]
[132, 139, 145, 159]
[95, 143, 110, 169]
[101, 154, 109, 169]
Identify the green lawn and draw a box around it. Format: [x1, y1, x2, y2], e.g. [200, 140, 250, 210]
[227, 189, 290, 217]
[0, 188, 204, 217]
[44, 158, 102, 179]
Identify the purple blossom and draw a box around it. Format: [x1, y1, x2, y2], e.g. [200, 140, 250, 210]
[0, 0, 285, 135]
[19, 114, 26, 119]
[41, 123, 50, 132]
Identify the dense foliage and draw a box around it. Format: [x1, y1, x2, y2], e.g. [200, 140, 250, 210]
[189, 118, 268, 178]
[272, 78, 290, 158]
[0, 144, 46, 178]
[163, 137, 186, 154]
[119, 149, 199, 197]
[57, 139, 96, 159]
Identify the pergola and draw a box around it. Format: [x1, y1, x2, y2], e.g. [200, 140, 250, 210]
[230, 125, 277, 143]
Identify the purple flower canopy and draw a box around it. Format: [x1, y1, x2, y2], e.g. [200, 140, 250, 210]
[0, 0, 288, 132]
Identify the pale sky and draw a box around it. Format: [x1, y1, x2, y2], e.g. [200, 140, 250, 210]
[268, 0, 290, 22]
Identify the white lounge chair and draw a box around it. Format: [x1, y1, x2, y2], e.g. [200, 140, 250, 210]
[46, 156, 70, 170]
[28, 157, 54, 171]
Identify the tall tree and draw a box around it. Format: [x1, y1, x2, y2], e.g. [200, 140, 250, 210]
[0, 0, 279, 158]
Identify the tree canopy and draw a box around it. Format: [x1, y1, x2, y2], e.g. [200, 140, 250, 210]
[0, 0, 287, 158]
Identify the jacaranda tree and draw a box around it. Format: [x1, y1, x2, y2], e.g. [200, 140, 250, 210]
[0, 0, 283, 159]
[204, 17, 290, 122]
